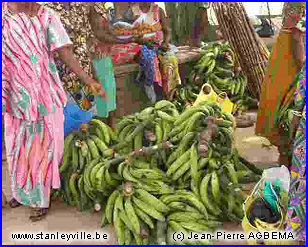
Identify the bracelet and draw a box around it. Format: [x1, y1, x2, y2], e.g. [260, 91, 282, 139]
[292, 110, 302, 117]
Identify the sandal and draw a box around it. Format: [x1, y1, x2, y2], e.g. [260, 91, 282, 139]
[29, 208, 48, 222]
[9, 198, 21, 208]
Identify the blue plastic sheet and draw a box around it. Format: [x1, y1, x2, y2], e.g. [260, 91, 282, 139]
[63, 102, 93, 137]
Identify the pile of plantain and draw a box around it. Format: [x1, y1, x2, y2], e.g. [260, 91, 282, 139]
[56, 100, 262, 245]
[184, 42, 258, 115]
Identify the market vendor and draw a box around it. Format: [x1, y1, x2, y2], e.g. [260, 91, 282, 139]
[86, 2, 142, 129]
[86, 2, 181, 126]
[131, 2, 181, 101]
[2, 2, 101, 221]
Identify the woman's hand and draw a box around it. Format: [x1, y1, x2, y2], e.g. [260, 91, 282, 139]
[161, 42, 169, 51]
[86, 78, 101, 95]
[59, 47, 106, 99]
[133, 35, 146, 45]
[86, 79, 108, 101]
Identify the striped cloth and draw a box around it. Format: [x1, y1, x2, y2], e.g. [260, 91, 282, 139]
[2, 3, 69, 208]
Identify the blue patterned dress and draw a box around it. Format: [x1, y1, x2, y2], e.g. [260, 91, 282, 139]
[284, 64, 306, 242]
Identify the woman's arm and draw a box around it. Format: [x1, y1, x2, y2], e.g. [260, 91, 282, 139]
[292, 28, 304, 73]
[159, 7, 171, 49]
[88, 5, 116, 43]
[88, 5, 134, 44]
[58, 46, 101, 93]
[290, 114, 301, 141]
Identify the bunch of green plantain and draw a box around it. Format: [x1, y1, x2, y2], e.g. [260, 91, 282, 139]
[102, 179, 172, 245]
[116, 157, 174, 195]
[164, 147, 258, 223]
[163, 190, 222, 245]
[229, 75, 247, 99]
[57, 118, 117, 211]
[54, 98, 263, 245]
[60, 118, 117, 174]
[169, 83, 200, 111]
[195, 42, 235, 82]
[189, 41, 257, 115]
[166, 101, 234, 147]
[115, 100, 180, 155]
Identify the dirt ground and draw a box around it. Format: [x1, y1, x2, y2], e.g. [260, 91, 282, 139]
[2, 111, 280, 245]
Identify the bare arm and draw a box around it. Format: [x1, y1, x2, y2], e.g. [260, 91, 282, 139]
[88, 5, 134, 44]
[159, 8, 171, 46]
[58, 46, 101, 93]
[290, 114, 301, 141]
[292, 28, 304, 72]
[88, 5, 116, 43]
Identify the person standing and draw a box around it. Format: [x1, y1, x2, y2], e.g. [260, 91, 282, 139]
[131, 2, 181, 100]
[284, 62, 306, 243]
[2, 2, 101, 221]
[255, 2, 306, 166]
[86, 2, 143, 129]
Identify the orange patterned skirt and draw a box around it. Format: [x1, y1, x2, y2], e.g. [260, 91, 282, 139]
[255, 31, 299, 146]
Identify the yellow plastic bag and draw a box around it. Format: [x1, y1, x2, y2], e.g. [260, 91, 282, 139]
[193, 83, 217, 107]
[216, 92, 234, 114]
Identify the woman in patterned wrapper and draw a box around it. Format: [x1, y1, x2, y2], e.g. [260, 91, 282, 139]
[2, 2, 102, 221]
[128, 2, 181, 101]
[284, 62, 306, 244]
[255, 2, 306, 167]
[88, 2, 180, 112]
[86, 2, 143, 129]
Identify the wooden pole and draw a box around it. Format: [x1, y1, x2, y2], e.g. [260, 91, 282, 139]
[266, 2, 273, 27]
[212, 2, 269, 100]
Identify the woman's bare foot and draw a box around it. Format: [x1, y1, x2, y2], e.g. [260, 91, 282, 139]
[9, 198, 21, 208]
[29, 208, 48, 222]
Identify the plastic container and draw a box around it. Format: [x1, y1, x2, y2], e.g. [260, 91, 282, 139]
[216, 92, 234, 114]
[193, 83, 217, 107]
[241, 176, 286, 245]
[63, 102, 93, 137]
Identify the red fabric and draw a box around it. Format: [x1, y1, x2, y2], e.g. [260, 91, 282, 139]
[285, 13, 301, 28]
[112, 43, 140, 65]
[93, 42, 140, 65]
[154, 4, 160, 22]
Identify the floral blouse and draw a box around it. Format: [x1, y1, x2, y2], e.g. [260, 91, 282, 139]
[45, 2, 109, 90]
[2, 3, 72, 121]
[282, 2, 306, 29]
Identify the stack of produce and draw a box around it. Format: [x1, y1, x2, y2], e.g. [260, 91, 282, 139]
[114, 22, 162, 36]
[56, 119, 117, 211]
[56, 100, 262, 245]
[212, 2, 270, 100]
[168, 84, 199, 111]
[183, 42, 257, 115]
